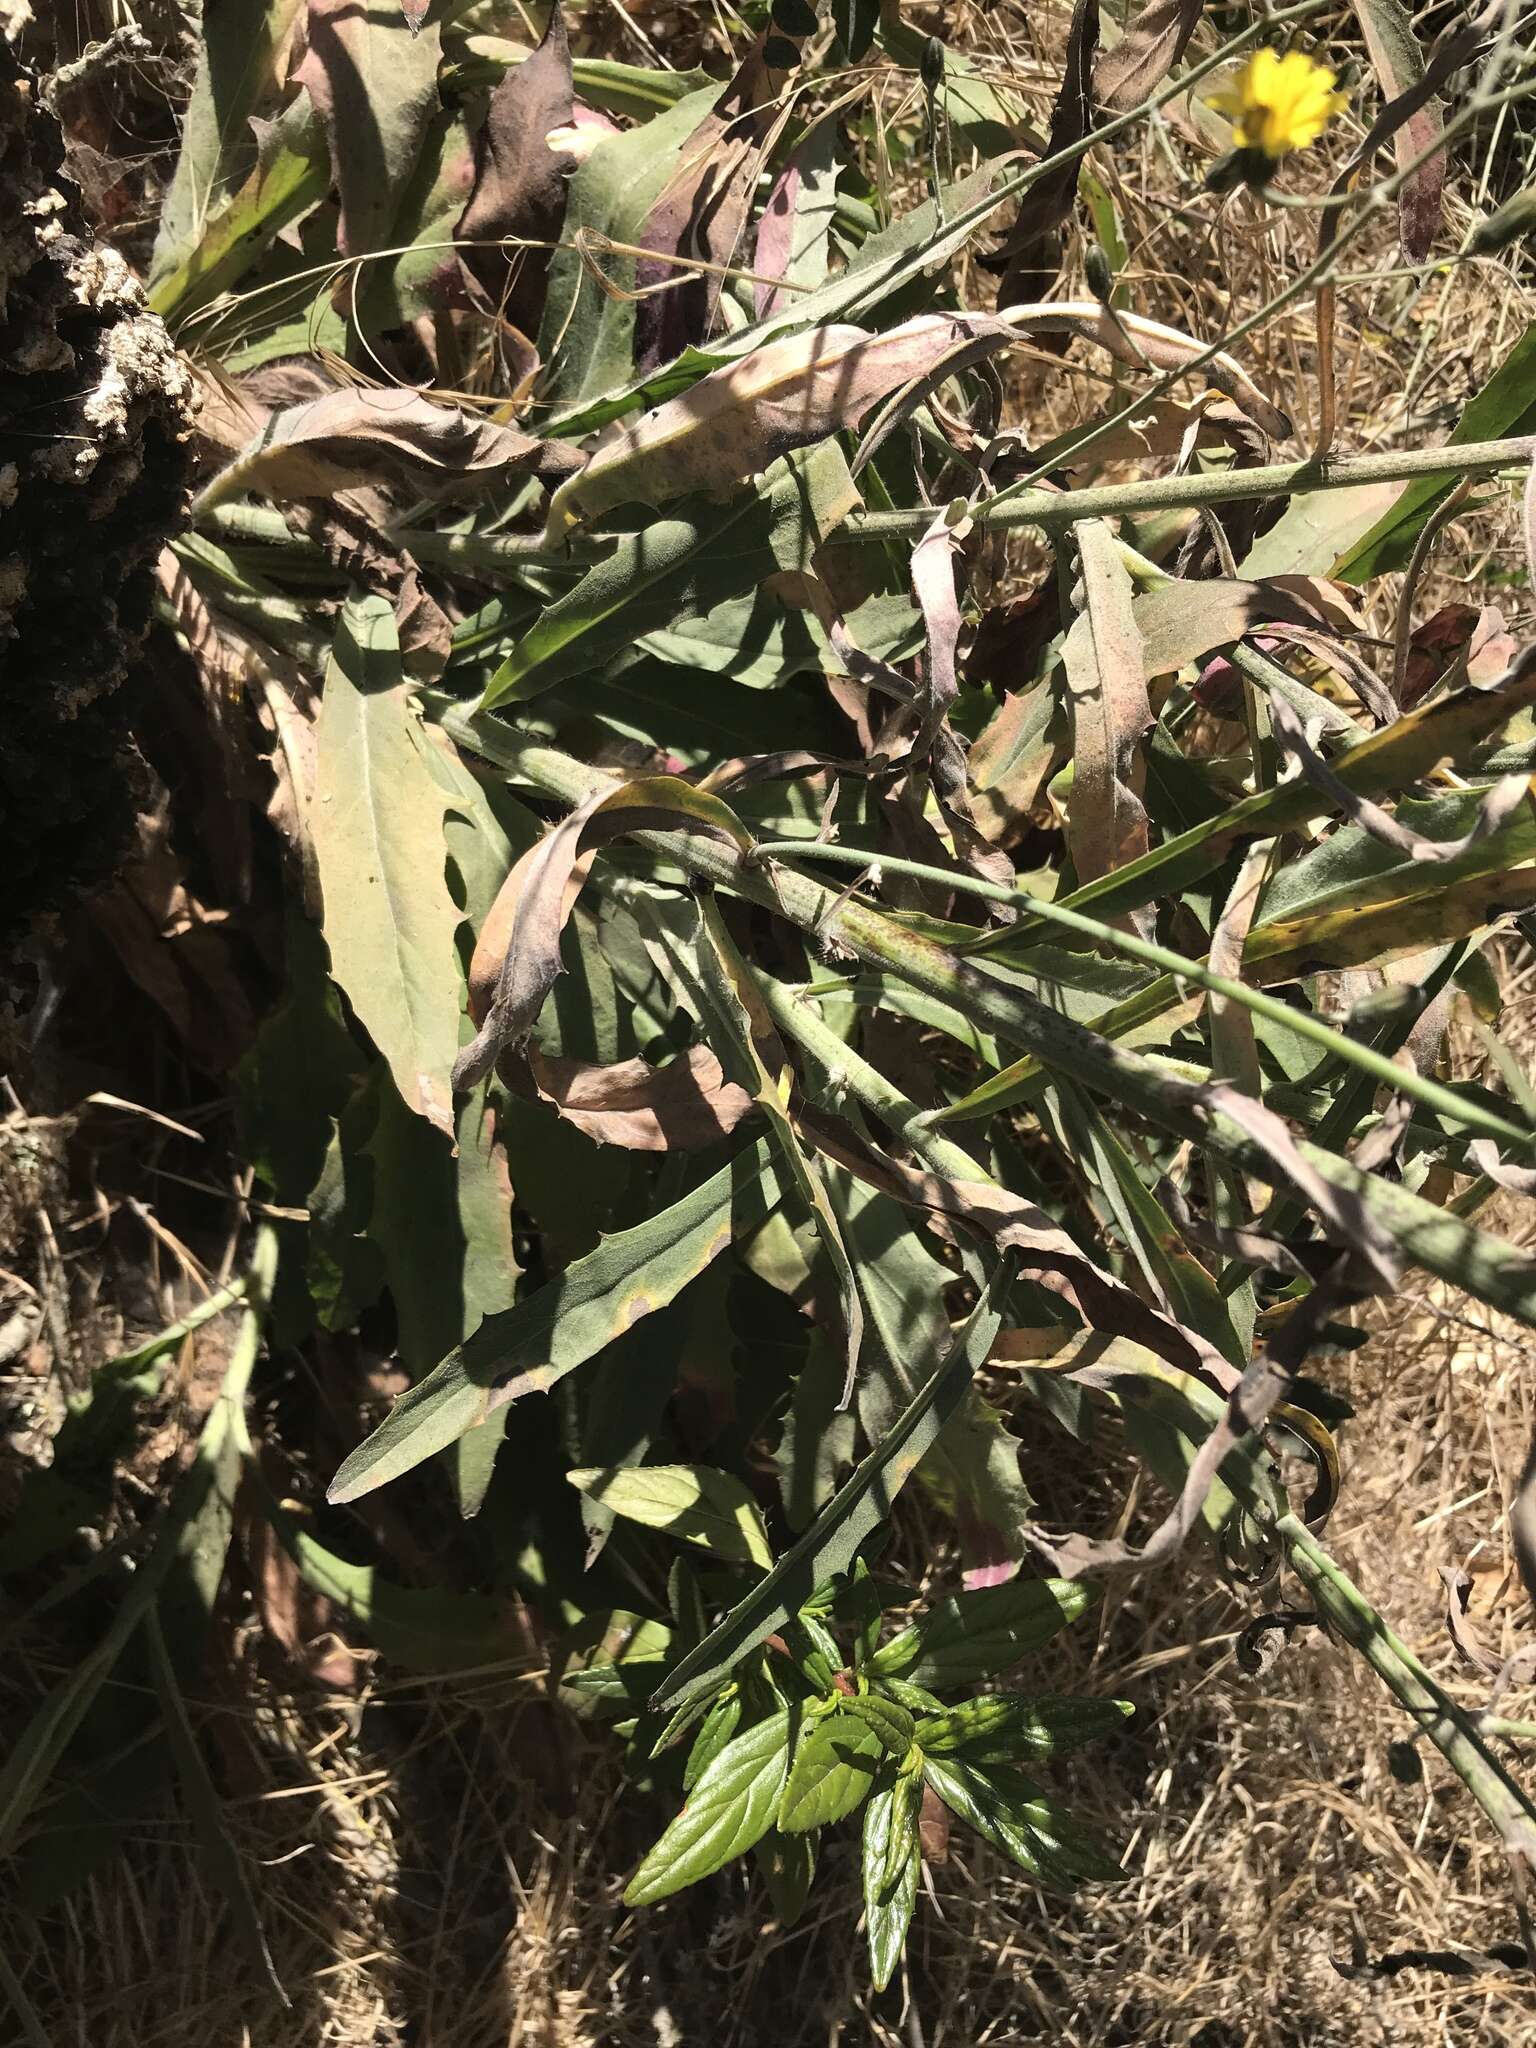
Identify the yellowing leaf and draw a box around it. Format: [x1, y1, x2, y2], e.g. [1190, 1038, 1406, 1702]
[567, 1464, 774, 1570]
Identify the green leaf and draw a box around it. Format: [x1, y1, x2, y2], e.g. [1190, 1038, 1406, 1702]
[567, 1464, 774, 1571]
[922, 1755, 1121, 1888]
[149, 0, 303, 289]
[914, 1693, 1132, 1762]
[875, 1675, 945, 1716]
[481, 446, 860, 706]
[685, 1691, 745, 1791]
[1010, 662, 1536, 929]
[1333, 323, 1536, 581]
[868, 1578, 1099, 1691]
[311, 596, 463, 1138]
[561, 1612, 675, 1707]
[1041, 1081, 1242, 1366]
[830, 1168, 1036, 1574]
[843, 1693, 917, 1755]
[538, 81, 726, 407]
[753, 1826, 818, 1927]
[327, 1139, 781, 1502]
[356, 109, 476, 333]
[649, 1258, 1014, 1712]
[147, 94, 329, 325]
[293, 0, 443, 268]
[624, 1708, 797, 1904]
[545, 160, 1017, 439]
[779, 1707, 886, 1832]
[861, 1772, 921, 1992]
[689, 892, 863, 1398]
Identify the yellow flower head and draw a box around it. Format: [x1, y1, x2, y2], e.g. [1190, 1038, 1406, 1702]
[1211, 47, 1348, 162]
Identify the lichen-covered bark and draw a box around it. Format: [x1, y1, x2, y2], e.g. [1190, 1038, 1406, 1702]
[0, 35, 194, 938]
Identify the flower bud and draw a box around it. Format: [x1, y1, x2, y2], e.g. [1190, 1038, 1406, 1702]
[1084, 241, 1115, 304]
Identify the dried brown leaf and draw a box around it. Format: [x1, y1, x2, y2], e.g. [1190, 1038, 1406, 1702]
[456, 3, 576, 328]
[1006, 303, 1291, 443]
[1270, 696, 1536, 866]
[455, 776, 751, 1092]
[210, 386, 572, 505]
[633, 34, 792, 370]
[1350, 0, 1445, 261]
[1095, 0, 1205, 111]
[1208, 839, 1272, 1100]
[1062, 519, 1152, 902]
[546, 312, 1015, 537]
[527, 1044, 755, 1151]
[987, 0, 1099, 304]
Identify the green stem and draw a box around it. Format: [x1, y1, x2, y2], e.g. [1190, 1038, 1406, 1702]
[839, 436, 1536, 541]
[1485, 1718, 1536, 1744]
[748, 838, 1535, 1156]
[199, 436, 1536, 566]
[1280, 1513, 1536, 1863]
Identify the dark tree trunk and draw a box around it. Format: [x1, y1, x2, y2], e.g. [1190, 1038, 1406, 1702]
[0, 34, 194, 942]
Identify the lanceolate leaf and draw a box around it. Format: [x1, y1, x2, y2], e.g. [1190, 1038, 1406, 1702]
[538, 79, 726, 407]
[294, 0, 442, 261]
[566, 1464, 774, 1570]
[1030, 651, 1536, 928]
[778, 1708, 885, 1832]
[921, 1755, 1120, 1888]
[545, 160, 1018, 439]
[455, 775, 752, 1090]
[150, 0, 304, 285]
[693, 893, 864, 1402]
[311, 597, 463, 1136]
[327, 1138, 782, 1501]
[861, 1775, 921, 1991]
[753, 119, 840, 319]
[632, 34, 788, 371]
[914, 1692, 1132, 1761]
[484, 445, 861, 706]
[624, 1708, 797, 1905]
[1333, 324, 1536, 583]
[358, 109, 477, 331]
[868, 1578, 1098, 1690]
[650, 1260, 1016, 1712]
[754, 1827, 817, 1926]
[147, 96, 329, 325]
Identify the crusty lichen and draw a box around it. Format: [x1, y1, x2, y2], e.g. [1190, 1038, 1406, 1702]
[0, 35, 194, 939]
